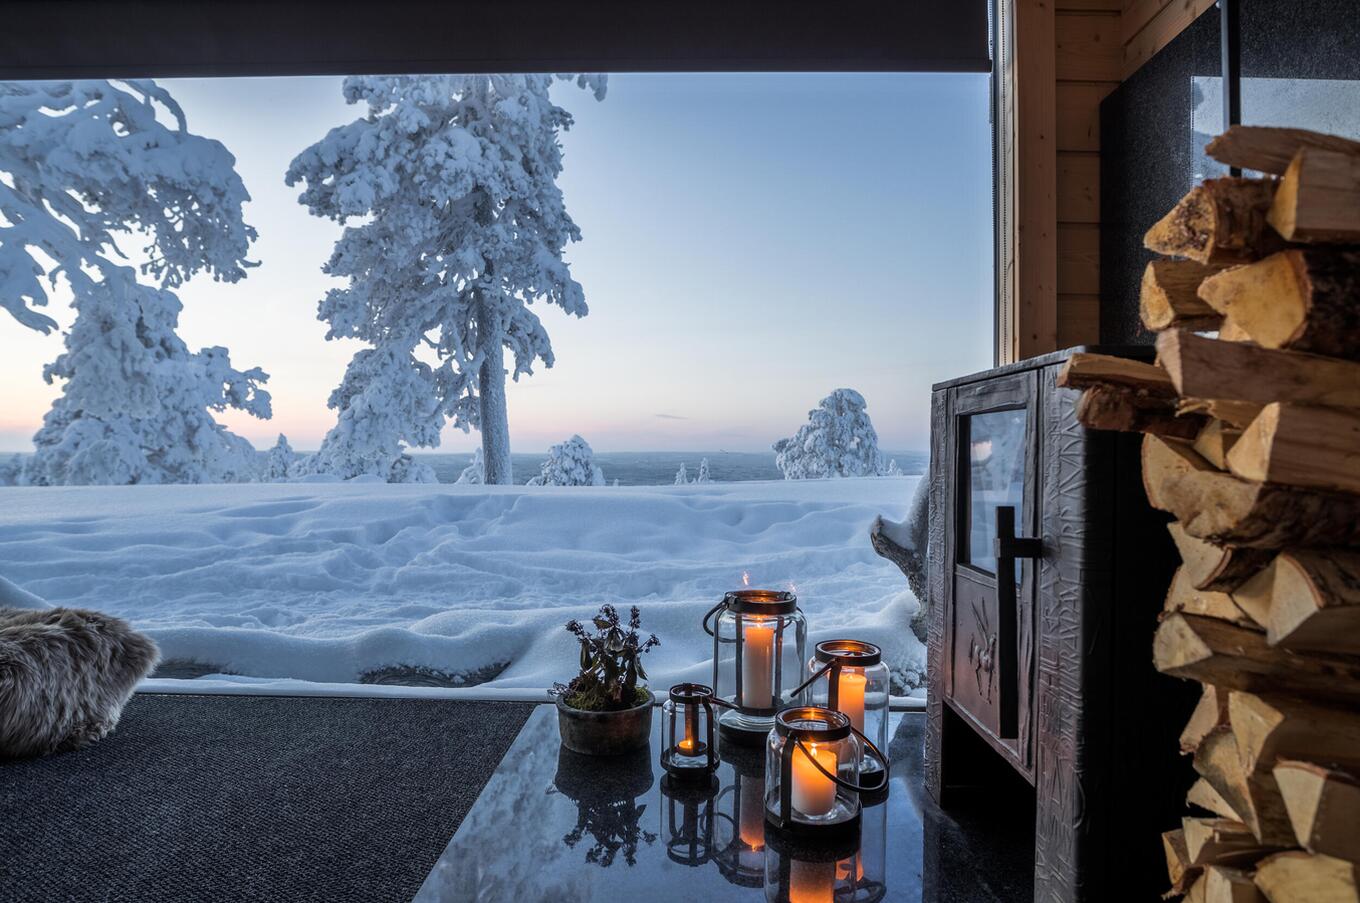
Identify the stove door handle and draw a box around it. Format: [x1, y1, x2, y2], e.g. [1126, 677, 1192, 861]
[993, 505, 1042, 741]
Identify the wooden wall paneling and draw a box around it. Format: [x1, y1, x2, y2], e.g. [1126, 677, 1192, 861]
[1056, 81, 1116, 151]
[1057, 152, 1101, 222]
[1122, 0, 1215, 79]
[1057, 294, 1101, 346]
[1013, 0, 1060, 361]
[1056, 10, 1123, 81]
[1057, 223, 1100, 293]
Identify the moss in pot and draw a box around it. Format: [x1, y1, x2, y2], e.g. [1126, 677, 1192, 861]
[553, 604, 659, 756]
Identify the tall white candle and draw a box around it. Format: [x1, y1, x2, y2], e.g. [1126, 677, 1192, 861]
[740, 619, 775, 709]
[791, 742, 838, 817]
[837, 670, 866, 734]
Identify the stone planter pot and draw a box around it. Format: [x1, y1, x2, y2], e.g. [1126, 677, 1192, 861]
[556, 689, 654, 756]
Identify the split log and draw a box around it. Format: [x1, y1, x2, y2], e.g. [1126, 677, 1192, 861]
[1178, 397, 1265, 431]
[1056, 352, 1175, 395]
[1218, 318, 1254, 343]
[1158, 330, 1360, 410]
[1192, 727, 1295, 846]
[1153, 613, 1360, 704]
[1075, 386, 1203, 439]
[1269, 147, 1360, 244]
[1205, 125, 1360, 176]
[1142, 258, 1226, 331]
[1182, 683, 1231, 754]
[1145, 178, 1282, 265]
[1168, 522, 1273, 593]
[1228, 691, 1360, 776]
[1231, 563, 1278, 628]
[1274, 760, 1360, 864]
[1184, 816, 1279, 867]
[1188, 873, 1208, 903]
[1228, 403, 1360, 497]
[1265, 550, 1360, 655]
[1204, 865, 1266, 903]
[1253, 852, 1360, 903]
[1166, 567, 1260, 628]
[1166, 827, 1200, 895]
[1195, 419, 1243, 470]
[1197, 251, 1360, 361]
[1142, 435, 1360, 548]
[1189, 778, 1243, 821]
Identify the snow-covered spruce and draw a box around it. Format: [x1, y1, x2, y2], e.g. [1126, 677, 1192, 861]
[0, 455, 25, 487]
[264, 435, 298, 481]
[0, 80, 270, 485]
[773, 389, 898, 480]
[455, 447, 485, 485]
[286, 75, 606, 484]
[696, 457, 711, 484]
[526, 435, 605, 487]
[674, 462, 689, 485]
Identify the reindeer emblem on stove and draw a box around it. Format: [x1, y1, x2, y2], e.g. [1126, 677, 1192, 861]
[968, 598, 998, 702]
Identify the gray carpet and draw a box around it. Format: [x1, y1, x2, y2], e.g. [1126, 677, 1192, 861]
[0, 694, 533, 903]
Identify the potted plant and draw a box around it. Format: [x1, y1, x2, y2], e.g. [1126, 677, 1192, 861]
[553, 604, 660, 755]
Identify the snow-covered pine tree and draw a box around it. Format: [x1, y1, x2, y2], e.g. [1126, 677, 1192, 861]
[264, 434, 297, 481]
[696, 457, 711, 483]
[526, 435, 605, 487]
[0, 455, 25, 487]
[674, 462, 689, 485]
[455, 447, 485, 485]
[772, 389, 894, 480]
[286, 74, 605, 484]
[0, 80, 271, 485]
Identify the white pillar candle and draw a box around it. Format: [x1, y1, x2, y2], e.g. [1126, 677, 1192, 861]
[740, 619, 775, 709]
[790, 742, 838, 817]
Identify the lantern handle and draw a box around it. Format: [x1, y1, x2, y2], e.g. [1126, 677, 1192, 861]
[789, 659, 836, 699]
[792, 729, 889, 794]
[701, 599, 727, 637]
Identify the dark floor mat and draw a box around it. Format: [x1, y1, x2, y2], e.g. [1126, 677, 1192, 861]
[0, 694, 533, 903]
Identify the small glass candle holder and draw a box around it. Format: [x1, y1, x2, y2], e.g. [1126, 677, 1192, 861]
[712, 739, 769, 888]
[704, 589, 807, 742]
[795, 639, 891, 787]
[661, 683, 722, 777]
[763, 707, 886, 835]
[763, 818, 859, 903]
[660, 771, 720, 867]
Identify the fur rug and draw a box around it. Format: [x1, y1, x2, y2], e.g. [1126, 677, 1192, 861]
[0, 607, 159, 758]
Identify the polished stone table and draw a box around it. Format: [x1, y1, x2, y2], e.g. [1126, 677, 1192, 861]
[414, 705, 1031, 902]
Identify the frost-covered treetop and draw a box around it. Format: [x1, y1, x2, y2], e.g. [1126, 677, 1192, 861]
[0, 80, 256, 332]
[773, 388, 896, 480]
[527, 434, 605, 487]
[285, 74, 605, 429]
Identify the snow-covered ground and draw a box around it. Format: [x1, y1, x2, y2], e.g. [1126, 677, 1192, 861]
[0, 477, 924, 692]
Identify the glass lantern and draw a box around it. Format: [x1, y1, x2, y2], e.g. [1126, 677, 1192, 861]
[712, 738, 769, 888]
[704, 589, 807, 740]
[763, 822, 859, 903]
[661, 683, 724, 777]
[795, 639, 891, 787]
[764, 707, 886, 835]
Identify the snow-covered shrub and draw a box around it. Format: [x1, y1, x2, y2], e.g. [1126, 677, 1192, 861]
[388, 454, 438, 484]
[527, 435, 606, 487]
[695, 458, 711, 484]
[773, 389, 897, 480]
[456, 448, 485, 485]
[287, 74, 606, 484]
[0, 455, 26, 487]
[264, 435, 298, 481]
[674, 462, 689, 485]
[1, 80, 270, 485]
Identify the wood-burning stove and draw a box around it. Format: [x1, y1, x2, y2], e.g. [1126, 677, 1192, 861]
[925, 347, 1195, 902]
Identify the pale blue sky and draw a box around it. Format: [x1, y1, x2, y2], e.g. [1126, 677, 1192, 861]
[0, 72, 993, 453]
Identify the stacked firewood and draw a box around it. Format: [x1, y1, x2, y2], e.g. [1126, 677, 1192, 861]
[1057, 125, 1360, 903]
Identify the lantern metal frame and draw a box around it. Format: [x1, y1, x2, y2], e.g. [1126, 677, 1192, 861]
[660, 682, 731, 778]
[763, 706, 888, 837]
[762, 821, 859, 903]
[711, 739, 769, 888]
[703, 589, 807, 742]
[793, 639, 892, 789]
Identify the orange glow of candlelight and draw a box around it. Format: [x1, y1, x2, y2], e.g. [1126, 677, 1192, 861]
[837, 669, 867, 734]
[789, 858, 836, 903]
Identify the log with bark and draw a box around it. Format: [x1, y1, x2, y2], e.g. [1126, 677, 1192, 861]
[1153, 613, 1360, 704]
[1168, 522, 1273, 593]
[1157, 330, 1360, 411]
[1145, 178, 1283, 265]
[1181, 683, 1231, 754]
[1269, 147, 1360, 244]
[1273, 760, 1360, 864]
[1142, 258, 1226, 331]
[1192, 727, 1295, 847]
[1142, 435, 1360, 548]
[1194, 419, 1242, 471]
[1165, 567, 1260, 627]
[1262, 550, 1360, 655]
[1189, 777, 1242, 822]
[1075, 386, 1202, 438]
[1228, 691, 1360, 776]
[1205, 125, 1360, 176]
[1196, 250, 1360, 361]
[1227, 403, 1360, 497]
[1204, 864, 1267, 903]
[1184, 815, 1282, 868]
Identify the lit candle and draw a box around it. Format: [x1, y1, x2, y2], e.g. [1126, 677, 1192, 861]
[740, 619, 775, 709]
[738, 772, 765, 850]
[789, 858, 836, 903]
[791, 742, 838, 817]
[837, 669, 867, 734]
[678, 711, 696, 754]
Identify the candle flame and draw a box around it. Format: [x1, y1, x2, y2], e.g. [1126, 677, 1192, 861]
[741, 571, 751, 587]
